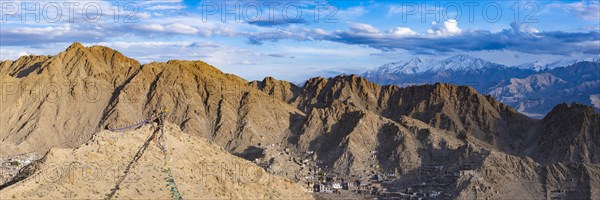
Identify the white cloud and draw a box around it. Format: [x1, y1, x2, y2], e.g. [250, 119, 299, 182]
[510, 22, 540, 34]
[165, 23, 199, 34]
[137, 12, 151, 19]
[282, 45, 375, 57]
[591, 94, 600, 109]
[84, 41, 222, 64]
[337, 6, 368, 19]
[550, 1, 600, 20]
[581, 26, 600, 31]
[312, 28, 328, 36]
[137, 23, 165, 32]
[348, 22, 380, 34]
[136, 23, 202, 35]
[388, 27, 418, 37]
[88, 41, 208, 49]
[327, 21, 599, 56]
[8, 24, 72, 36]
[0, 49, 29, 61]
[427, 19, 462, 37]
[387, 5, 403, 16]
[147, 4, 186, 10]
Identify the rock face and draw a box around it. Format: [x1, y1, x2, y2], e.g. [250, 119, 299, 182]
[97, 60, 303, 154]
[249, 76, 300, 103]
[0, 123, 312, 199]
[527, 103, 600, 164]
[291, 75, 535, 154]
[1, 43, 141, 155]
[1, 43, 599, 199]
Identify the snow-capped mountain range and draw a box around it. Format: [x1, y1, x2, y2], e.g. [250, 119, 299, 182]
[516, 57, 600, 71]
[362, 55, 600, 118]
[363, 55, 507, 76]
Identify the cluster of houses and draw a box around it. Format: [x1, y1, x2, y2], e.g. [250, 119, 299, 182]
[378, 162, 496, 199]
[302, 150, 392, 196]
[309, 173, 386, 195]
[252, 145, 499, 199]
[549, 178, 586, 199]
[0, 155, 35, 187]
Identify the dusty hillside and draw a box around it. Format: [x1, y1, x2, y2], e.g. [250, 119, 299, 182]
[0, 123, 311, 199]
[98, 60, 305, 154]
[0, 44, 304, 156]
[0, 43, 140, 155]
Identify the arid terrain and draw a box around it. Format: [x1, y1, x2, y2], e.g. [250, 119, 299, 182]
[1, 43, 599, 199]
[1, 123, 311, 199]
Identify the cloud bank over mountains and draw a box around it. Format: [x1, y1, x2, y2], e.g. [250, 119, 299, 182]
[1, 0, 598, 81]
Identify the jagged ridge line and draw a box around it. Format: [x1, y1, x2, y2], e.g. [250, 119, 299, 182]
[0, 114, 161, 159]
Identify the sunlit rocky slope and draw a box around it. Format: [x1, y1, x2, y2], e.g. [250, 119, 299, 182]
[1, 43, 598, 199]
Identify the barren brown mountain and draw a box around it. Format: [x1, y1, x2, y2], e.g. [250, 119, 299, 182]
[1, 43, 599, 199]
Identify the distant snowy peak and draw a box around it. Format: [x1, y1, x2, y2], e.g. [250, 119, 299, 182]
[371, 56, 436, 75]
[432, 55, 505, 71]
[367, 55, 600, 78]
[517, 57, 600, 71]
[365, 55, 505, 76]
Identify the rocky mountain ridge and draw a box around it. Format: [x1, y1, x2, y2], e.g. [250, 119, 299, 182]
[1, 43, 599, 199]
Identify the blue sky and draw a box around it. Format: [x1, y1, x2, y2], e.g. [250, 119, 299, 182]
[0, 0, 599, 82]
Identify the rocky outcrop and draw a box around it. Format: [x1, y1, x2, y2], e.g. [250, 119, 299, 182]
[295, 101, 421, 176]
[454, 150, 600, 199]
[526, 103, 600, 164]
[249, 76, 300, 103]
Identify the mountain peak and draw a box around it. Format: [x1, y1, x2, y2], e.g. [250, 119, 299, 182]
[409, 56, 425, 63]
[66, 42, 85, 51]
[263, 76, 276, 82]
[250, 76, 300, 103]
[363, 54, 505, 79]
[534, 102, 600, 164]
[63, 42, 132, 59]
[517, 57, 600, 71]
[443, 54, 484, 64]
[545, 102, 597, 120]
[39, 43, 141, 79]
[448, 54, 476, 61]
